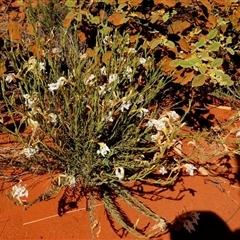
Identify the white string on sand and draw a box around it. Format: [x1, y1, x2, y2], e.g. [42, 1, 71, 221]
[23, 203, 104, 226]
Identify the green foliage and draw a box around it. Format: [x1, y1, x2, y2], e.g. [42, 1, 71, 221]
[170, 26, 234, 87]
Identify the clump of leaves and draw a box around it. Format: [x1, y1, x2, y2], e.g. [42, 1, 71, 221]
[170, 27, 234, 87]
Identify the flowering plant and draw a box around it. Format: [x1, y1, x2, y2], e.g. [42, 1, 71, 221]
[0, 5, 200, 238]
[10, 181, 29, 205]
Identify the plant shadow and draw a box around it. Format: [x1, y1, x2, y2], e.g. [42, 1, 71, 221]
[56, 178, 191, 238]
[57, 183, 86, 217]
[170, 211, 240, 240]
[161, 83, 228, 131]
[57, 176, 240, 238]
[233, 154, 240, 190]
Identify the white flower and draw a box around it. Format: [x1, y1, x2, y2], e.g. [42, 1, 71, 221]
[137, 108, 149, 118]
[28, 118, 39, 130]
[137, 94, 144, 103]
[103, 36, 112, 45]
[125, 66, 132, 74]
[139, 57, 146, 65]
[99, 84, 112, 96]
[97, 142, 110, 157]
[167, 111, 180, 121]
[124, 66, 133, 80]
[151, 218, 167, 232]
[68, 176, 76, 187]
[79, 53, 87, 60]
[26, 57, 37, 71]
[98, 84, 107, 96]
[84, 74, 96, 85]
[108, 115, 114, 122]
[23, 146, 39, 158]
[236, 131, 240, 137]
[100, 66, 107, 76]
[102, 111, 114, 122]
[108, 73, 118, 84]
[23, 94, 34, 108]
[159, 166, 167, 175]
[184, 163, 197, 176]
[146, 118, 167, 131]
[5, 73, 15, 83]
[128, 48, 137, 54]
[146, 120, 155, 128]
[12, 181, 28, 203]
[120, 100, 131, 112]
[51, 47, 61, 54]
[48, 113, 57, 123]
[115, 167, 124, 180]
[48, 77, 66, 93]
[151, 132, 162, 143]
[39, 62, 45, 72]
[23, 94, 38, 109]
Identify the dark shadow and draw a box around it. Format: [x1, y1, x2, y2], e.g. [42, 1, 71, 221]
[158, 82, 228, 131]
[124, 180, 187, 202]
[103, 187, 150, 238]
[56, 167, 240, 238]
[1, 120, 27, 133]
[233, 154, 240, 189]
[54, 173, 240, 239]
[58, 183, 86, 216]
[170, 211, 240, 240]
